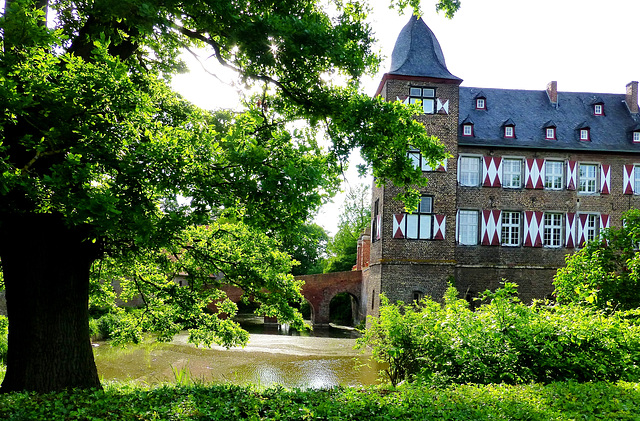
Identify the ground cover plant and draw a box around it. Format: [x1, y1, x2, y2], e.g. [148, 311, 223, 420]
[0, 381, 639, 420]
[358, 283, 640, 386]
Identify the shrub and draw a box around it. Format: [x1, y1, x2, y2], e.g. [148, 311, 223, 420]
[358, 283, 640, 386]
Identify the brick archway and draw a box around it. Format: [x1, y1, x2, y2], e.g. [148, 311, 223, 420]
[296, 271, 363, 326]
[212, 270, 363, 326]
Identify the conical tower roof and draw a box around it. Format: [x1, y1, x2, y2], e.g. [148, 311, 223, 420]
[389, 16, 461, 81]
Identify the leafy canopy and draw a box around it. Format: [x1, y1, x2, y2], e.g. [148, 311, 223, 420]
[324, 184, 371, 273]
[1, 0, 455, 345]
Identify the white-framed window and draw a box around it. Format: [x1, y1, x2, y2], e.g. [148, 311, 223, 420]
[543, 213, 563, 247]
[580, 128, 590, 141]
[458, 210, 479, 246]
[501, 211, 520, 246]
[545, 127, 556, 140]
[634, 165, 640, 194]
[462, 124, 473, 137]
[634, 132, 640, 143]
[408, 149, 443, 172]
[544, 160, 564, 190]
[594, 104, 603, 115]
[476, 98, 486, 109]
[578, 163, 598, 194]
[405, 196, 433, 240]
[459, 156, 481, 187]
[504, 126, 514, 138]
[583, 213, 599, 243]
[502, 158, 522, 188]
[409, 87, 435, 114]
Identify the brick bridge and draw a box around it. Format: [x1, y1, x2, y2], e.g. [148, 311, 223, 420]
[219, 270, 363, 326]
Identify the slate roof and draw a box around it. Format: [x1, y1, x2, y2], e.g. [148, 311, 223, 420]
[389, 16, 461, 81]
[458, 87, 640, 153]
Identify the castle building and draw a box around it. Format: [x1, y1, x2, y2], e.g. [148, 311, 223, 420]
[361, 16, 640, 315]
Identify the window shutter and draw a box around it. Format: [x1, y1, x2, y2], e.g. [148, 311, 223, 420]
[523, 211, 543, 247]
[482, 156, 502, 187]
[600, 164, 610, 194]
[624, 165, 635, 195]
[481, 209, 501, 245]
[600, 214, 610, 231]
[577, 214, 589, 247]
[566, 160, 577, 190]
[565, 213, 576, 248]
[433, 215, 446, 240]
[393, 214, 406, 239]
[525, 159, 544, 189]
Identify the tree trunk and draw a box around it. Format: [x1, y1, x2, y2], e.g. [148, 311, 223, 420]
[0, 214, 102, 393]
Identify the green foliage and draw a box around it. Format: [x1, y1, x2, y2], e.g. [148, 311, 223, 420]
[285, 223, 329, 276]
[1, 382, 640, 420]
[0, 315, 7, 365]
[554, 209, 640, 310]
[324, 184, 371, 273]
[358, 283, 640, 386]
[0, 0, 459, 391]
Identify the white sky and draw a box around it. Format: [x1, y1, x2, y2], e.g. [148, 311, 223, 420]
[172, 0, 640, 236]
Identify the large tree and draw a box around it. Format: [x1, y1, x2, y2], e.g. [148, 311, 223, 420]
[325, 183, 371, 273]
[0, 0, 456, 392]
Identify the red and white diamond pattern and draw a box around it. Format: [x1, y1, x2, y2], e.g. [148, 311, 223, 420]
[434, 215, 446, 240]
[523, 211, 543, 247]
[393, 214, 406, 239]
[600, 164, 610, 195]
[566, 160, 577, 190]
[565, 213, 576, 248]
[624, 164, 635, 195]
[525, 159, 544, 189]
[481, 210, 501, 245]
[482, 156, 502, 187]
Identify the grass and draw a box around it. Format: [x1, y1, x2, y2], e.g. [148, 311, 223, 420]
[0, 381, 639, 420]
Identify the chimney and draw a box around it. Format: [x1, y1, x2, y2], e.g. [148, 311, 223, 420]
[626, 81, 638, 114]
[546, 81, 558, 107]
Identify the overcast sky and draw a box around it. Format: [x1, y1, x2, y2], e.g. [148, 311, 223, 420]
[172, 0, 640, 235]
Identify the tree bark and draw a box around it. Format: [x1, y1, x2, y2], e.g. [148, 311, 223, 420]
[0, 214, 102, 393]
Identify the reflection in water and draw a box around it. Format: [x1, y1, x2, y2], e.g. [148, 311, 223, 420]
[94, 320, 383, 389]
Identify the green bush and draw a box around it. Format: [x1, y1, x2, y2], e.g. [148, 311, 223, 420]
[0, 382, 639, 420]
[358, 283, 640, 386]
[89, 312, 126, 341]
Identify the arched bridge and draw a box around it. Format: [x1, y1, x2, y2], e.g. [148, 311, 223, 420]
[217, 270, 363, 326]
[296, 270, 363, 326]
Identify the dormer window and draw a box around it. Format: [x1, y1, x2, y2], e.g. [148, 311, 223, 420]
[543, 120, 557, 140]
[474, 92, 487, 110]
[505, 126, 514, 138]
[580, 128, 590, 141]
[594, 104, 603, 115]
[576, 122, 590, 141]
[631, 125, 640, 143]
[409, 87, 435, 114]
[591, 97, 605, 116]
[461, 115, 474, 137]
[503, 118, 516, 139]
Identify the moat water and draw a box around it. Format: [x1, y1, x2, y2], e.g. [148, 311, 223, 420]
[93, 316, 384, 389]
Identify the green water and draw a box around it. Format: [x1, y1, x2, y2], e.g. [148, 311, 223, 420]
[93, 327, 383, 389]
